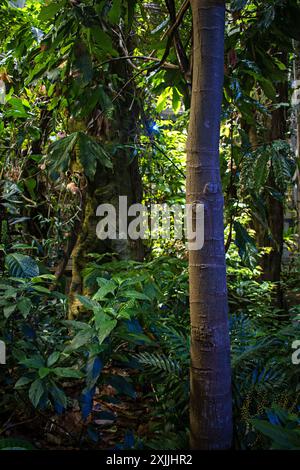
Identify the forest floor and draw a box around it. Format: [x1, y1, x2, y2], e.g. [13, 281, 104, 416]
[3, 367, 152, 450]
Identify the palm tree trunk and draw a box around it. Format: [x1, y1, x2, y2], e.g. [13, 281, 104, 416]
[187, 0, 232, 449]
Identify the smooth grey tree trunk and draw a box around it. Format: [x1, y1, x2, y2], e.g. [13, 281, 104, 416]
[187, 0, 232, 449]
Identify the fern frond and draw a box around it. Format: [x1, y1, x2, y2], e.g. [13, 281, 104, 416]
[133, 351, 182, 376]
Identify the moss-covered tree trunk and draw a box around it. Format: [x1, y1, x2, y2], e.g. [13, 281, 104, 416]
[68, 61, 143, 318]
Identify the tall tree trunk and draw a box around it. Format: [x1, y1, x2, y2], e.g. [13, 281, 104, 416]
[187, 0, 232, 450]
[293, 41, 300, 251]
[68, 61, 144, 318]
[251, 79, 288, 284]
[262, 81, 287, 283]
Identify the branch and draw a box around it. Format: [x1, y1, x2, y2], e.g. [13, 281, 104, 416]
[99, 55, 179, 70]
[145, 0, 191, 75]
[165, 0, 190, 79]
[161, 0, 190, 41]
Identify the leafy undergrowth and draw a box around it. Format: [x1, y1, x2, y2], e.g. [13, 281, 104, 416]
[1, 369, 152, 450]
[0, 251, 299, 450]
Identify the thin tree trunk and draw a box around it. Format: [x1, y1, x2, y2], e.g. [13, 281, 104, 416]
[293, 41, 300, 251]
[250, 79, 288, 285]
[187, 0, 232, 450]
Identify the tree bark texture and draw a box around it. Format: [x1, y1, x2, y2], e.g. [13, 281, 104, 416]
[68, 53, 144, 318]
[187, 0, 232, 450]
[253, 80, 288, 283]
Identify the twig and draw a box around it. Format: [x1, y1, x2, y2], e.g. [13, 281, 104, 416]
[99, 55, 178, 70]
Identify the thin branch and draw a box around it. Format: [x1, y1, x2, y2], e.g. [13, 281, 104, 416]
[161, 0, 190, 41]
[99, 55, 179, 70]
[150, 141, 186, 179]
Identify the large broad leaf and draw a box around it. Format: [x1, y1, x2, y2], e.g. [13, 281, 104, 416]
[17, 297, 32, 318]
[6, 253, 39, 278]
[80, 386, 96, 420]
[52, 367, 83, 379]
[5, 97, 29, 119]
[108, 0, 122, 24]
[47, 132, 112, 180]
[234, 222, 257, 267]
[47, 133, 78, 179]
[76, 294, 98, 311]
[253, 151, 270, 192]
[47, 351, 60, 367]
[90, 27, 117, 56]
[77, 133, 113, 180]
[74, 41, 93, 84]
[39, 1, 64, 22]
[93, 278, 117, 300]
[29, 379, 45, 408]
[107, 375, 136, 399]
[122, 290, 151, 301]
[86, 355, 103, 389]
[95, 311, 117, 345]
[68, 328, 93, 350]
[0, 438, 35, 450]
[14, 376, 33, 389]
[20, 355, 45, 369]
[252, 419, 300, 449]
[49, 383, 68, 412]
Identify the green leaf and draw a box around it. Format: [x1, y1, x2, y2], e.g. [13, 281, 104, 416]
[0, 437, 35, 450]
[3, 304, 17, 318]
[39, 1, 64, 22]
[14, 376, 33, 389]
[31, 274, 56, 282]
[253, 151, 270, 191]
[91, 27, 117, 56]
[108, 0, 122, 24]
[62, 320, 92, 331]
[172, 87, 182, 114]
[93, 278, 117, 300]
[76, 294, 98, 310]
[29, 379, 44, 408]
[39, 367, 51, 379]
[74, 41, 93, 84]
[47, 351, 60, 367]
[20, 356, 45, 369]
[53, 367, 84, 379]
[156, 87, 171, 113]
[122, 290, 151, 301]
[17, 297, 32, 318]
[6, 253, 39, 278]
[49, 383, 68, 409]
[31, 285, 51, 294]
[25, 178, 36, 198]
[5, 97, 29, 119]
[77, 133, 113, 180]
[258, 77, 276, 100]
[252, 419, 300, 449]
[234, 221, 257, 267]
[68, 329, 93, 350]
[94, 310, 117, 344]
[47, 133, 78, 179]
